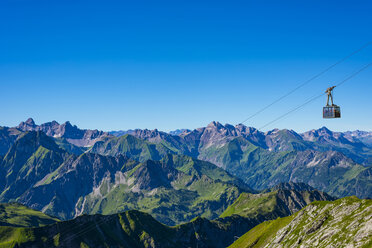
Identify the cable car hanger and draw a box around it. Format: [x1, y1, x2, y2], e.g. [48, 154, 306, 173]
[323, 86, 341, 119]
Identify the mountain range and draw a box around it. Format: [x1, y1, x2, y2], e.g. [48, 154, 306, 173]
[0, 118, 371, 247]
[1, 119, 371, 199]
[90, 121, 372, 198]
[17, 118, 110, 147]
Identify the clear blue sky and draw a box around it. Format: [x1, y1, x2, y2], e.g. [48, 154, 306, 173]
[1, 0, 372, 132]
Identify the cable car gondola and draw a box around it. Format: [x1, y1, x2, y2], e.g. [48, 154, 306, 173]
[323, 86, 341, 118]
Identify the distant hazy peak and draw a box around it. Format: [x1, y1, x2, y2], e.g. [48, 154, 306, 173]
[15, 118, 109, 147]
[169, 129, 191, 135]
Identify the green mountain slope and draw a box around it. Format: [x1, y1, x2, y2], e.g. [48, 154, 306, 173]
[221, 191, 279, 218]
[0, 132, 252, 224]
[0, 127, 23, 156]
[0, 210, 253, 248]
[89, 134, 183, 161]
[200, 137, 372, 198]
[0, 203, 59, 228]
[0, 131, 69, 202]
[0, 190, 345, 248]
[54, 137, 88, 155]
[67, 154, 250, 225]
[220, 183, 334, 221]
[229, 196, 372, 248]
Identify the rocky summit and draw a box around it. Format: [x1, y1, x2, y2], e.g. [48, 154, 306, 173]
[229, 196, 372, 248]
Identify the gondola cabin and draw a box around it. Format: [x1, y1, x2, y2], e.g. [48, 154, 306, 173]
[323, 105, 341, 118]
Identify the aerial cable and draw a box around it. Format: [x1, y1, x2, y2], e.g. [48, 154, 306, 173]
[192, 220, 199, 248]
[258, 61, 372, 130]
[46, 214, 117, 246]
[240, 41, 372, 125]
[258, 93, 324, 130]
[334, 60, 372, 88]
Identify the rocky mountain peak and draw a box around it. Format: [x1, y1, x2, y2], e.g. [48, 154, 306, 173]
[266, 128, 280, 135]
[318, 126, 332, 135]
[25, 118, 35, 126]
[17, 118, 37, 131]
[207, 121, 224, 129]
[63, 121, 72, 127]
[224, 123, 235, 130]
[235, 124, 256, 133]
[301, 126, 334, 141]
[128, 128, 163, 140]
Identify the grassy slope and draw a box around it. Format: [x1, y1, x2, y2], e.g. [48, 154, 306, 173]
[0, 210, 233, 248]
[79, 155, 245, 225]
[2, 132, 247, 226]
[5, 197, 369, 248]
[200, 137, 372, 199]
[89, 134, 179, 162]
[220, 191, 277, 219]
[229, 196, 372, 248]
[0, 127, 23, 156]
[0, 203, 59, 227]
[228, 216, 294, 248]
[0, 137, 67, 202]
[54, 138, 88, 155]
